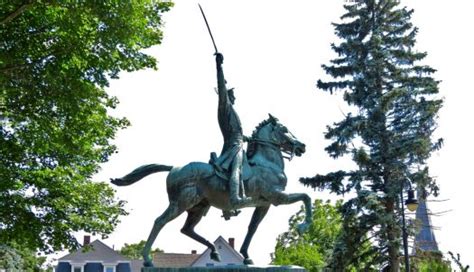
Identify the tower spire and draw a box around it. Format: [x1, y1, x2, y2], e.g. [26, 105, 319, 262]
[413, 189, 439, 254]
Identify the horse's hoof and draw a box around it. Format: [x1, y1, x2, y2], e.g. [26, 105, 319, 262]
[210, 251, 221, 262]
[244, 258, 254, 265]
[143, 260, 154, 267]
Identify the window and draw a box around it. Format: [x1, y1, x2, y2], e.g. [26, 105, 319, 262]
[104, 266, 115, 272]
[72, 266, 83, 272]
[206, 263, 214, 267]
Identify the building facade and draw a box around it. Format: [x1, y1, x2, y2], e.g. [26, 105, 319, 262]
[56, 237, 131, 272]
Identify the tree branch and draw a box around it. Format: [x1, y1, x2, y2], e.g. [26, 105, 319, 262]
[0, 64, 29, 73]
[1, 1, 35, 25]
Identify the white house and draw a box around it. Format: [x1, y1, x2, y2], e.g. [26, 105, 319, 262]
[152, 236, 244, 268]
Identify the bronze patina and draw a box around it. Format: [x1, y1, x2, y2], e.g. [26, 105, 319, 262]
[111, 110, 311, 266]
[111, 6, 312, 268]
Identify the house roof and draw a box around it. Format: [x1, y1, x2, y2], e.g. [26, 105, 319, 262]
[149, 236, 243, 268]
[152, 252, 200, 267]
[191, 236, 244, 266]
[58, 240, 130, 263]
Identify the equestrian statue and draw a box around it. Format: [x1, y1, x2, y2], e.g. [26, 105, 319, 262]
[110, 6, 312, 267]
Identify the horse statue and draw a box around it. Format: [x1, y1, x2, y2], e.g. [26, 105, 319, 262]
[111, 114, 312, 267]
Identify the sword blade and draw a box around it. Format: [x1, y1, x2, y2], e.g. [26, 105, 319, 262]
[198, 4, 219, 53]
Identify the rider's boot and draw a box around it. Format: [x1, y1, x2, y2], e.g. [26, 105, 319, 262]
[229, 177, 252, 207]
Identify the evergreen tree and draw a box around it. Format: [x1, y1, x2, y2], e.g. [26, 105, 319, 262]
[300, 0, 442, 270]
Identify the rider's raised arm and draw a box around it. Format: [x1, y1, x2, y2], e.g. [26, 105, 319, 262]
[215, 53, 229, 105]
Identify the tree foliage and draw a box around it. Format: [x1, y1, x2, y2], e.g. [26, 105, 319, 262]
[0, 244, 50, 272]
[272, 200, 374, 271]
[0, 245, 22, 271]
[300, 0, 442, 270]
[0, 0, 172, 253]
[412, 252, 451, 272]
[119, 240, 163, 260]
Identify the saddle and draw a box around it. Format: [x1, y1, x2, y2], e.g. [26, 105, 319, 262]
[209, 151, 253, 181]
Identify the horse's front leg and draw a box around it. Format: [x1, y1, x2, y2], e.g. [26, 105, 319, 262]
[240, 205, 270, 265]
[270, 192, 312, 234]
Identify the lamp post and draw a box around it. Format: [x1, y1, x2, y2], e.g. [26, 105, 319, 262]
[400, 180, 419, 272]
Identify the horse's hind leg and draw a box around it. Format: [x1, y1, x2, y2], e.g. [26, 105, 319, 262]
[180, 202, 222, 262]
[143, 203, 182, 267]
[240, 205, 270, 265]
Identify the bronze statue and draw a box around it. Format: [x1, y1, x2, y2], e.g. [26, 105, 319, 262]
[212, 52, 250, 207]
[110, 5, 312, 268]
[111, 114, 311, 267]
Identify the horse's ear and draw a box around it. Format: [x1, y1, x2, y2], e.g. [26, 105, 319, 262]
[268, 113, 278, 124]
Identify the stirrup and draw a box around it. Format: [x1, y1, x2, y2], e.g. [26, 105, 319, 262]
[222, 210, 241, 220]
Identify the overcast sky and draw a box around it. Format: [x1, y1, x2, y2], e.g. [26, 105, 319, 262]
[91, 0, 474, 266]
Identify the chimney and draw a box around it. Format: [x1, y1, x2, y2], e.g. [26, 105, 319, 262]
[83, 235, 91, 246]
[191, 250, 197, 254]
[228, 238, 235, 249]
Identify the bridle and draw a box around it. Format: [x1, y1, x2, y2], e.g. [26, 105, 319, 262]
[245, 128, 297, 161]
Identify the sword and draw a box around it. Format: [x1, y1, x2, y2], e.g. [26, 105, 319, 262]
[198, 4, 219, 54]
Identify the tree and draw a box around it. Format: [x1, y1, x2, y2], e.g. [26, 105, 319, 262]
[0, 244, 50, 272]
[300, 0, 442, 270]
[119, 240, 163, 260]
[272, 200, 374, 271]
[0, 1, 172, 253]
[412, 252, 451, 272]
[0, 245, 22, 271]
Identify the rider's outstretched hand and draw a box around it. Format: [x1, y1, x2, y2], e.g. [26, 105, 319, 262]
[215, 53, 224, 65]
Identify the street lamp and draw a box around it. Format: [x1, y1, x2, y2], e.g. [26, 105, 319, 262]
[405, 188, 418, 212]
[400, 180, 418, 271]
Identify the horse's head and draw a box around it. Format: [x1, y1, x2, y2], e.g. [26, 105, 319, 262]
[250, 114, 306, 160]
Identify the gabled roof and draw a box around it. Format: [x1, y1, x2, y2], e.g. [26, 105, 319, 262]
[150, 236, 244, 268]
[58, 240, 130, 263]
[152, 253, 200, 268]
[191, 236, 244, 266]
[413, 192, 439, 253]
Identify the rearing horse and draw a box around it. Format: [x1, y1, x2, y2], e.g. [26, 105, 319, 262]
[111, 114, 312, 267]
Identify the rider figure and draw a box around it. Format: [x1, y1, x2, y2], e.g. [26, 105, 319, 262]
[213, 52, 251, 208]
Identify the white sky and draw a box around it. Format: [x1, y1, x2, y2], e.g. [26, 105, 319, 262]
[91, 0, 474, 266]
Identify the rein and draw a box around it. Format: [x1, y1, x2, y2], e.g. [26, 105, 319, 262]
[246, 137, 295, 161]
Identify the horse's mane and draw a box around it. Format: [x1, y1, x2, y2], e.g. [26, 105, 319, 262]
[247, 118, 273, 159]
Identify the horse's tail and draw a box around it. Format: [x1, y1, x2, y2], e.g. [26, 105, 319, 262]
[110, 164, 173, 186]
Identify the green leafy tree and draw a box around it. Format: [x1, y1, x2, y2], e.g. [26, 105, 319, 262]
[119, 240, 163, 260]
[0, 1, 172, 253]
[300, 0, 442, 270]
[0, 245, 22, 271]
[0, 244, 50, 272]
[272, 200, 374, 271]
[407, 251, 450, 272]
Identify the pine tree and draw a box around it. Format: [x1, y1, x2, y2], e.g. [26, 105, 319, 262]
[300, 0, 443, 270]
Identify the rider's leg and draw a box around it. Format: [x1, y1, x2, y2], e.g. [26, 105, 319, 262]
[229, 153, 251, 207]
